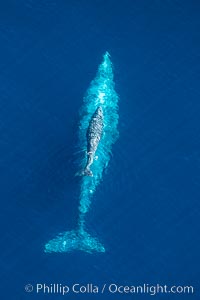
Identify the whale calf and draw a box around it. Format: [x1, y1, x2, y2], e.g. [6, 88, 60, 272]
[81, 106, 103, 176]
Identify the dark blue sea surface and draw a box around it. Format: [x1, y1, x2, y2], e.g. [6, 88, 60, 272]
[0, 0, 200, 299]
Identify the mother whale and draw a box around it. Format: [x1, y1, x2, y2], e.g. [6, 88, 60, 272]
[44, 52, 119, 254]
[81, 106, 103, 176]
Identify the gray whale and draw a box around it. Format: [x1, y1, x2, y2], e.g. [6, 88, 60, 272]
[81, 106, 104, 176]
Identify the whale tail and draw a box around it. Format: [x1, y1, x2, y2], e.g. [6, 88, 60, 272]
[44, 229, 105, 254]
[75, 167, 93, 177]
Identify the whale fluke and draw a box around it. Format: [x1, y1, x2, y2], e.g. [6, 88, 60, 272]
[45, 229, 105, 254]
[75, 167, 93, 177]
[81, 167, 93, 176]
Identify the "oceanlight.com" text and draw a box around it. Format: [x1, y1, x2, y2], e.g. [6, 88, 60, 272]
[24, 282, 194, 296]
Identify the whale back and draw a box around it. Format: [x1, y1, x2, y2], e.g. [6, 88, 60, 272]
[87, 106, 104, 142]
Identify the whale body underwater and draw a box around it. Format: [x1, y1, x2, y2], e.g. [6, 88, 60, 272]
[44, 52, 119, 253]
[80, 106, 104, 176]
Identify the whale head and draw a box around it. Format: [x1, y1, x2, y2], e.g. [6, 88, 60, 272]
[96, 106, 103, 117]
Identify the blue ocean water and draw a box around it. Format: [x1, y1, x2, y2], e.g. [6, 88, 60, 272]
[0, 0, 200, 299]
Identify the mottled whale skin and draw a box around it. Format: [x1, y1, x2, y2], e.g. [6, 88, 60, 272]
[82, 106, 104, 176]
